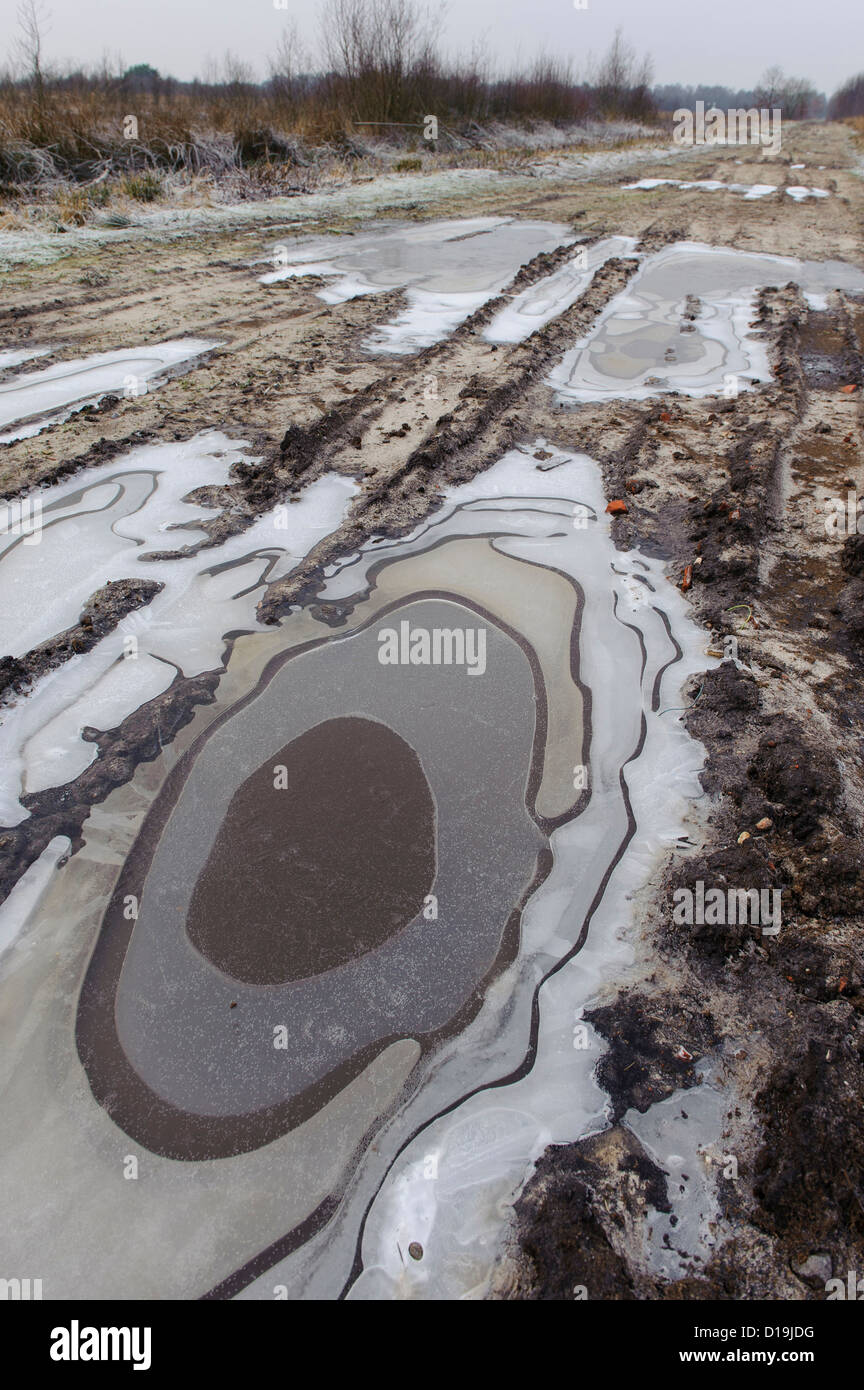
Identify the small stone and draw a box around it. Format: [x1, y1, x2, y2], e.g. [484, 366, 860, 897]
[737, 831, 751, 844]
[793, 1253, 832, 1282]
[756, 817, 773, 831]
[408, 1242, 423, 1261]
[606, 499, 628, 515]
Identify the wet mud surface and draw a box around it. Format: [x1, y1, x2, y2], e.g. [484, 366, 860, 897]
[187, 715, 437, 985]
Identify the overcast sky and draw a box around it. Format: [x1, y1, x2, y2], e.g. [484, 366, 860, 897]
[1, 0, 859, 94]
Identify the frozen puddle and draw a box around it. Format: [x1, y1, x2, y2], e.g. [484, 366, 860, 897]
[623, 178, 830, 201]
[0, 432, 357, 820]
[624, 1065, 731, 1279]
[0, 441, 714, 1299]
[483, 236, 638, 345]
[549, 240, 864, 402]
[260, 218, 574, 353]
[0, 339, 219, 442]
[0, 345, 53, 374]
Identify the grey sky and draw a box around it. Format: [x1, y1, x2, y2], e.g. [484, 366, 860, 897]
[1, 0, 859, 94]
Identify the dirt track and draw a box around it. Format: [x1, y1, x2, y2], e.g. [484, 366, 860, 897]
[2, 119, 864, 1299]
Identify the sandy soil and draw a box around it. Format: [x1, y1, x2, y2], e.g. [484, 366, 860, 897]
[2, 118, 863, 1300]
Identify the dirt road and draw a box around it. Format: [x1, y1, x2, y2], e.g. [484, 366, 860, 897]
[1, 119, 863, 1299]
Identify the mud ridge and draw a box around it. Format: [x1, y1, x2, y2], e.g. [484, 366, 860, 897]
[0, 577, 163, 704]
[494, 269, 864, 1299]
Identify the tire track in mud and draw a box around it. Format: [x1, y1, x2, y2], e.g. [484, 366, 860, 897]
[255, 255, 640, 623]
[5, 155, 864, 1296]
[0, 236, 608, 699]
[495, 278, 864, 1299]
[0, 253, 813, 927]
[0, 244, 635, 906]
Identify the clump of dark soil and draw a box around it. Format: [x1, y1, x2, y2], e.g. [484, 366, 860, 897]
[753, 1014, 864, 1249]
[492, 1128, 671, 1300]
[747, 716, 842, 842]
[0, 576, 164, 703]
[586, 989, 721, 1121]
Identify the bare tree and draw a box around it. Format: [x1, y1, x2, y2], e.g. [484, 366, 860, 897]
[221, 53, 256, 88]
[756, 66, 821, 118]
[756, 65, 784, 107]
[320, 0, 439, 122]
[269, 20, 311, 109]
[593, 28, 653, 118]
[15, 0, 50, 107]
[829, 72, 864, 120]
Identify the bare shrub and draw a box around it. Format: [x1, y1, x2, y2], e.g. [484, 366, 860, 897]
[829, 73, 864, 120]
[0, 0, 661, 200]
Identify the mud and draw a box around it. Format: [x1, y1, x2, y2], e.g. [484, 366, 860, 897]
[2, 117, 864, 1300]
[0, 669, 220, 904]
[491, 128, 864, 1298]
[186, 715, 436, 984]
[0, 576, 163, 701]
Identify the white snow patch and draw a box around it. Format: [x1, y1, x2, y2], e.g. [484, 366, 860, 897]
[786, 185, 829, 201]
[623, 178, 778, 199]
